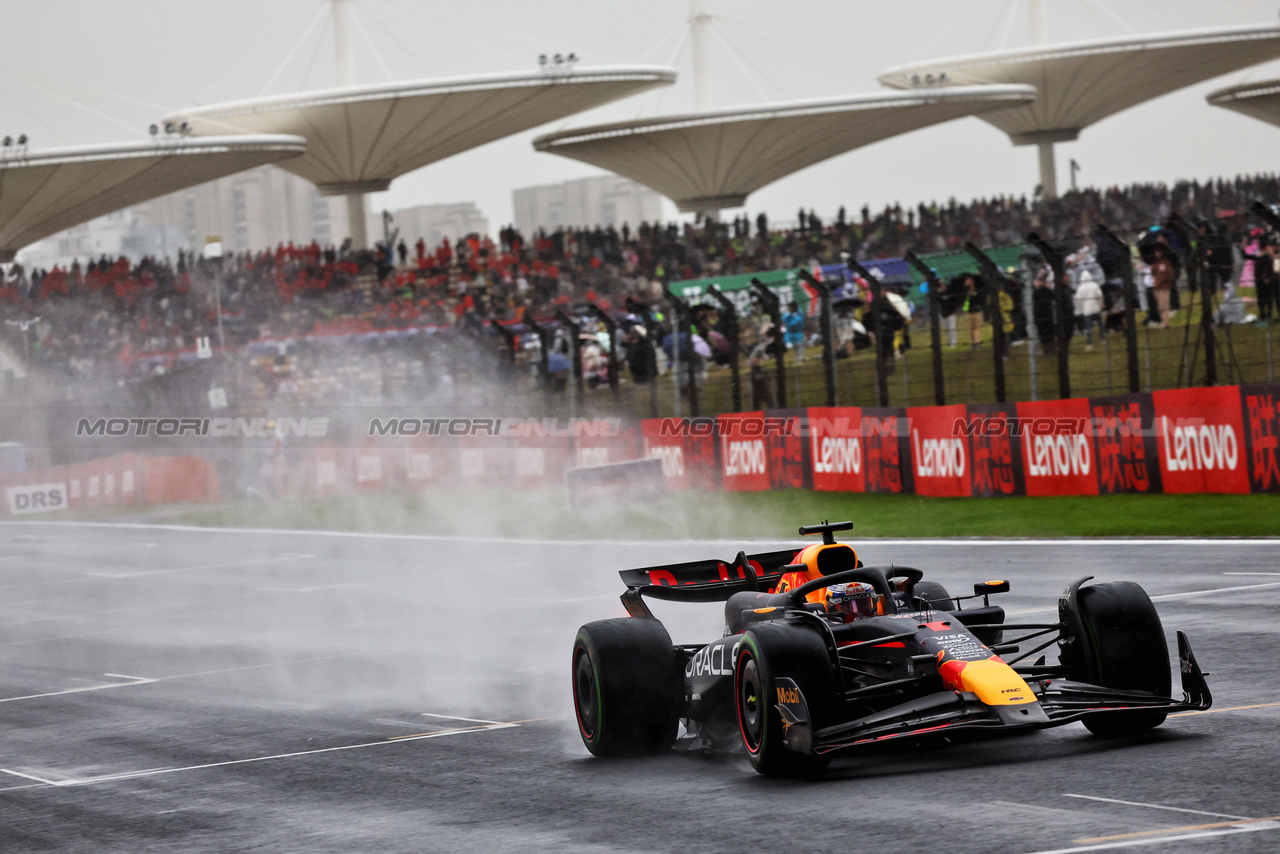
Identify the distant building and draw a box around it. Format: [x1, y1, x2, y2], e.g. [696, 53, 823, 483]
[512, 175, 663, 235]
[17, 166, 348, 268]
[375, 202, 489, 249]
[136, 165, 345, 253]
[15, 209, 187, 270]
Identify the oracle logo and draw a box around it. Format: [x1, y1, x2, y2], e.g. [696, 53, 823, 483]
[1161, 417, 1238, 472]
[810, 433, 861, 474]
[912, 430, 966, 478]
[646, 444, 685, 477]
[724, 439, 767, 477]
[1024, 432, 1091, 477]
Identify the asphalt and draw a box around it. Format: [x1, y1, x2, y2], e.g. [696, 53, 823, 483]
[1, 521, 1278, 853]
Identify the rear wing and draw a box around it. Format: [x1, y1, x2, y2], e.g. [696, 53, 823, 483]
[618, 549, 798, 615]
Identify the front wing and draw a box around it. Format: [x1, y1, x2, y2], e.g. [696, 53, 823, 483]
[801, 631, 1211, 756]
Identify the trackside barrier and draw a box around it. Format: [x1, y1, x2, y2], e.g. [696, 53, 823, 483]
[299, 425, 642, 498]
[6, 385, 1273, 515]
[0, 453, 218, 515]
[639, 383, 1280, 497]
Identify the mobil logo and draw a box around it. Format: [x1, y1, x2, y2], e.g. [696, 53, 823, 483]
[811, 432, 861, 475]
[912, 431, 966, 478]
[1160, 417, 1238, 473]
[1024, 432, 1092, 477]
[646, 443, 684, 477]
[724, 439, 767, 476]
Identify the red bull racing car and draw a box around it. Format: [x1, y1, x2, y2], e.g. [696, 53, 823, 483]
[571, 521, 1211, 776]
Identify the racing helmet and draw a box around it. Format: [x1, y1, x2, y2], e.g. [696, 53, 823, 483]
[825, 581, 884, 622]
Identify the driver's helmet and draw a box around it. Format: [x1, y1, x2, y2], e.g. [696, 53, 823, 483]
[825, 581, 884, 622]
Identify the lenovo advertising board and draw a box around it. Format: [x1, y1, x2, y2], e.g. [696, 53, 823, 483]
[1153, 387, 1247, 494]
[806, 407, 865, 493]
[907, 404, 971, 497]
[1015, 398, 1098, 497]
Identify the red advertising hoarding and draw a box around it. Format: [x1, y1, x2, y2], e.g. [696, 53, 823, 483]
[907, 404, 971, 497]
[1241, 384, 1280, 493]
[642, 418, 689, 492]
[1015, 398, 1098, 497]
[717, 412, 771, 492]
[806, 407, 865, 493]
[1091, 394, 1161, 494]
[963, 404, 1023, 497]
[1153, 387, 1248, 494]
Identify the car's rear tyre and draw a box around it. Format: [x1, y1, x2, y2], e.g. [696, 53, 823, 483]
[735, 622, 833, 777]
[1073, 581, 1171, 737]
[572, 618, 682, 757]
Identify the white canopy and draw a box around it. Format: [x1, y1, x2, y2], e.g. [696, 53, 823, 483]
[878, 24, 1280, 145]
[532, 85, 1036, 213]
[0, 135, 306, 262]
[164, 67, 676, 195]
[1207, 78, 1280, 129]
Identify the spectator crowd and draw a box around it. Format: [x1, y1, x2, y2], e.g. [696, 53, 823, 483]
[3, 172, 1279, 409]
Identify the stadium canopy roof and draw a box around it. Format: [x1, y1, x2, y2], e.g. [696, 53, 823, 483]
[877, 24, 1280, 146]
[163, 67, 677, 196]
[531, 85, 1036, 213]
[1207, 78, 1280, 129]
[0, 135, 306, 263]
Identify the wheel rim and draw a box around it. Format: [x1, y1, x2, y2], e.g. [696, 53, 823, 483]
[738, 654, 763, 753]
[573, 645, 597, 739]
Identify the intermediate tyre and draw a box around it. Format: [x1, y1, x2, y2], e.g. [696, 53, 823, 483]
[1074, 581, 1171, 737]
[735, 621, 834, 777]
[572, 618, 682, 757]
[913, 580, 954, 611]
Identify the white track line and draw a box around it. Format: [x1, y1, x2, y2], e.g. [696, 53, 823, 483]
[420, 712, 505, 725]
[88, 553, 312, 579]
[1223, 572, 1280, 576]
[1150, 580, 1280, 601]
[0, 651, 377, 704]
[0, 675, 155, 704]
[1009, 577, 1280, 616]
[5, 519, 1280, 546]
[2, 723, 517, 789]
[0, 769, 60, 786]
[1063, 793, 1252, 821]
[1021, 824, 1276, 854]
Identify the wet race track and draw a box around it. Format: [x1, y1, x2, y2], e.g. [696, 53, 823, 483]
[1, 521, 1278, 853]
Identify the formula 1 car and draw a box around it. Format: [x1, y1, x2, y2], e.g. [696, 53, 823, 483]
[571, 521, 1211, 776]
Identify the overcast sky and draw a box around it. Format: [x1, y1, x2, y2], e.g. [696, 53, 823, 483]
[4, 0, 1280, 230]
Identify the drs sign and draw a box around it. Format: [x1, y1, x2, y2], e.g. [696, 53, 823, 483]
[7, 482, 68, 515]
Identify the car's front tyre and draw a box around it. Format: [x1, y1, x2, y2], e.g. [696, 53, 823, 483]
[1070, 581, 1172, 737]
[735, 622, 833, 777]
